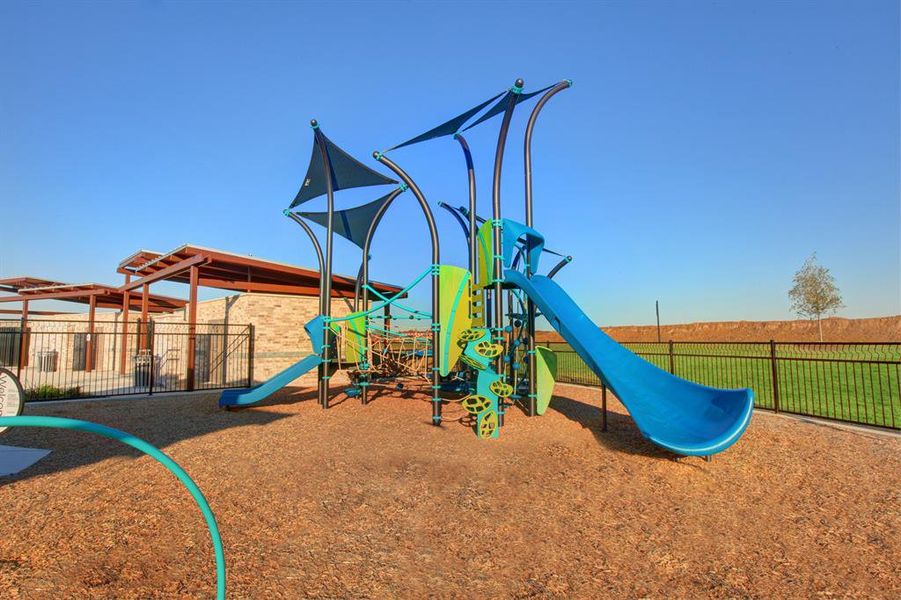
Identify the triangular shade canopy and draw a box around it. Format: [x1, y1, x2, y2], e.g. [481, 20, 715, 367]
[460, 84, 556, 133]
[290, 131, 397, 208]
[387, 91, 504, 151]
[297, 190, 396, 249]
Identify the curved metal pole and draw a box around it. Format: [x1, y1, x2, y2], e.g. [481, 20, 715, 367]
[353, 261, 365, 312]
[312, 119, 334, 409]
[491, 78, 523, 427]
[547, 255, 573, 280]
[453, 133, 477, 276]
[359, 185, 405, 405]
[373, 152, 442, 426]
[523, 79, 572, 417]
[524, 80, 572, 231]
[437, 202, 471, 240]
[285, 211, 325, 315]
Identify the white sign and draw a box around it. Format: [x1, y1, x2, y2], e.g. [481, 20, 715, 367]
[0, 368, 24, 434]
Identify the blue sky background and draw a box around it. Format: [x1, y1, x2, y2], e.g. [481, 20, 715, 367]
[1, 0, 898, 326]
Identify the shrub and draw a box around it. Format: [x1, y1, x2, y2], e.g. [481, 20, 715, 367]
[24, 385, 82, 402]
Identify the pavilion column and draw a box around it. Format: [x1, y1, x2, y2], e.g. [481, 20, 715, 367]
[86, 294, 96, 372]
[141, 283, 150, 350]
[17, 299, 29, 376]
[120, 273, 131, 375]
[186, 264, 199, 391]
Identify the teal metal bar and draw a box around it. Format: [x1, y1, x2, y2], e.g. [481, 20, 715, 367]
[0, 415, 226, 599]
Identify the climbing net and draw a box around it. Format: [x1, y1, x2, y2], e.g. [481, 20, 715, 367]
[325, 265, 438, 383]
[365, 329, 432, 380]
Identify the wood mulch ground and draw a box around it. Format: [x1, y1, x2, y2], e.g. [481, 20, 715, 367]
[0, 383, 898, 599]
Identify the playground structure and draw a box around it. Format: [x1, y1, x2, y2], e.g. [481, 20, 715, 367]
[219, 78, 755, 456]
[0, 77, 758, 600]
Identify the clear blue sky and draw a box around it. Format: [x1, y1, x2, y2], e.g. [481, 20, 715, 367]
[1, 1, 898, 325]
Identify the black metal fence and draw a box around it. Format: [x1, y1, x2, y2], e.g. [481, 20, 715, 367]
[546, 340, 901, 430]
[0, 319, 253, 401]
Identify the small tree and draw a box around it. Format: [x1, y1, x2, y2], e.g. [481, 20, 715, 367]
[788, 253, 844, 341]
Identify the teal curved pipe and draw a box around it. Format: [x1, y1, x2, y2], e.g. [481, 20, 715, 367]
[0, 415, 226, 599]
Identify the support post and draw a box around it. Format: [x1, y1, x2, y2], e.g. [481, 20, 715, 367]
[374, 152, 441, 426]
[246, 324, 255, 387]
[668, 339, 675, 374]
[148, 317, 155, 395]
[141, 284, 150, 350]
[523, 79, 571, 417]
[359, 186, 405, 405]
[601, 384, 608, 432]
[770, 339, 780, 413]
[311, 120, 334, 410]
[187, 264, 199, 391]
[491, 78, 523, 427]
[16, 299, 28, 378]
[85, 294, 96, 372]
[655, 300, 661, 343]
[120, 273, 131, 375]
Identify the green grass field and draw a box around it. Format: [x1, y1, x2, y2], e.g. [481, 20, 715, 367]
[544, 342, 901, 429]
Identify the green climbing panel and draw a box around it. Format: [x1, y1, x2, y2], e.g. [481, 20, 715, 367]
[475, 219, 495, 289]
[535, 346, 557, 415]
[438, 265, 472, 376]
[341, 311, 367, 365]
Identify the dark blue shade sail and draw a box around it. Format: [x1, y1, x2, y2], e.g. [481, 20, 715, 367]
[386, 92, 504, 151]
[297, 190, 395, 249]
[290, 132, 397, 208]
[459, 84, 556, 133]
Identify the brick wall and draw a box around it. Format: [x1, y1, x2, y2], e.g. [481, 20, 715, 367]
[3, 292, 359, 388]
[153, 293, 358, 384]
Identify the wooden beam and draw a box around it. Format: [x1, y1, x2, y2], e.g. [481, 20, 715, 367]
[196, 277, 321, 296]
[119, 254, 208, 292]
[195, 277, 355, 298]
[0, 309, 77, 316]
[0, 289, 107, 302]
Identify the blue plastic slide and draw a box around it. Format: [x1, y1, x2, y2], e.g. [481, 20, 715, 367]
[219, 315, 326, 408]
[218, 354, 321, 408]
[505, 270, 754, 456]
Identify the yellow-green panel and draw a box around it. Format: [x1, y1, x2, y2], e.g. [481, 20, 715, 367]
[342, 311, 367, 365]
[475, 220, 494, 289]
[438, 265, 472, 376]
[535, 346, 557, 415]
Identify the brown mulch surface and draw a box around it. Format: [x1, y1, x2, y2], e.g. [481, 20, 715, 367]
[0, 384, 898, 599]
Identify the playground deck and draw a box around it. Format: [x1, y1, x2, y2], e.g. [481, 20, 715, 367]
[0, 385, 898, 599]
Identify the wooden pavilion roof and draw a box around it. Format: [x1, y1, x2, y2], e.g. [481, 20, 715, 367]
[0, 278, 187, 313]
[116, 244, 402, 299]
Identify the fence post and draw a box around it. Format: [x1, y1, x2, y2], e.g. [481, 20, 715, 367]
[668, 340, 675, 374]
[601, 384, 608, 431]
[16, 322, 24, 380]
[246, 324, 255, 387]
[148, 321, 155, 396]
[769, 339, 780, 413]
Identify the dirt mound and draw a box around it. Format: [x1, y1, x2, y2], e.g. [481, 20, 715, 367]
[536, 315, 901, 343]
